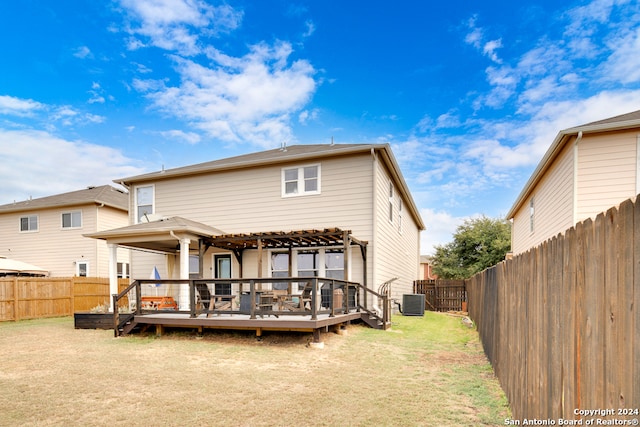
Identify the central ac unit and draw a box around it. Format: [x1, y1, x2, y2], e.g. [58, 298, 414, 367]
[402, 294, 425, 316]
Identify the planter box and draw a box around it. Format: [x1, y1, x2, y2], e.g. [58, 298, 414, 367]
[74, 312, 114, 330]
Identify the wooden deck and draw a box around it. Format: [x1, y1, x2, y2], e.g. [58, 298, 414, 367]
[114, 277, 390, 341]
[131, 311, 363, 336]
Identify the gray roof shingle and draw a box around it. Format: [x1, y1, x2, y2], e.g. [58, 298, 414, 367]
[0, 185, 128, 213]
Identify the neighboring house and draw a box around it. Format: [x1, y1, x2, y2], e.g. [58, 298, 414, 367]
[507, 109, 640, 254]
[0, 185, 130, 277]
[419, 255, 437, 280]
[90, 143, 426, 308]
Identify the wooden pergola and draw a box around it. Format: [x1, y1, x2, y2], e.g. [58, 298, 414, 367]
[199, 228, 368, 287]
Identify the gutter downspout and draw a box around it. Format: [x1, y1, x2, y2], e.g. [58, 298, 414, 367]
[573, 131, 583, 224]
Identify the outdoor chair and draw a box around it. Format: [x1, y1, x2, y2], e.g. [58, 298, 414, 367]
[195, 283, 211, 312]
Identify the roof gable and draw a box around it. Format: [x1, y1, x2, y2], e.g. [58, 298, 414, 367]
[507, 108, 640, 219]
[116, 144, 375, 185]
[117, 143, 426, 230]
[0, 185, 128, 214]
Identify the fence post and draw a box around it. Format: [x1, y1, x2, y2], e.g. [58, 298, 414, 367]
[13, 277, 19, 321]
[69, 277, 75, 316]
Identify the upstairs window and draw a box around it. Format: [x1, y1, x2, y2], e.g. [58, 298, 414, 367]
[135, 185, 154, 223]
[282, 165, 320, 197]
[20, 215, 38, 232]
[388, 181, 394, 223]
[62, 211, 82, 229]
[529, 198, 535, 233]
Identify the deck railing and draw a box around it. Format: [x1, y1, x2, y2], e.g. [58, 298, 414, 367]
[112, 277, 386, 335]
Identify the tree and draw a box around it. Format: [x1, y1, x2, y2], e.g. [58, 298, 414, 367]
[432, 216, 511, 279]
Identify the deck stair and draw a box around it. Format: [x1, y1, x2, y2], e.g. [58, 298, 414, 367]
[117, 312, 139, 336]
[359, 309, 388, 329]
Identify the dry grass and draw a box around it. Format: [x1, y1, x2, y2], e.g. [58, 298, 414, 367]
[0, 312, 509, 426]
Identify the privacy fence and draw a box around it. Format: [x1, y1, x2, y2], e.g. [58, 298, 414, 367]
[467, 197, 639, 420]
[413, 279, 466, 312]
[0, 277, 131, 321]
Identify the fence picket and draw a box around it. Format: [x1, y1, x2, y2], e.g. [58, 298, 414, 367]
[467, 196, 640, 419]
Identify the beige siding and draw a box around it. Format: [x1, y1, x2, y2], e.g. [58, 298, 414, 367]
[576, 130, 638, 221]
[371, 154, 421, 301]
[132, 153, 376, 283]
[0, 204, 129, 277]
[512, 142, 575, 254]
[95, 206, 131, 277]
[0, 205, 97, 276]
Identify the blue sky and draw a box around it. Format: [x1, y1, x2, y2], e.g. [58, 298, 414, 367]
[1, 0, 640, 255]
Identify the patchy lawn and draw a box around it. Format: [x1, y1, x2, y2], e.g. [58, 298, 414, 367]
[0, 312, 509, 426]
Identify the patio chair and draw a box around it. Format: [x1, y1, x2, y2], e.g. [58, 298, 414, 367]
[280, 282, 312, 311]
[195, 283, 211, 312]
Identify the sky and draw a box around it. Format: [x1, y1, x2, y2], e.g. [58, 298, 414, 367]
[1, 0, 640, 255]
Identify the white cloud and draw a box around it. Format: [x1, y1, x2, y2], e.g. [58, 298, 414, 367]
[158, 129, 201, 144]
[135, 41, 316, 147]
[119, 0, 243, 55]
[0, 129, 143, 204]
[464, 16, 502, 63]
[0, 95, 44, 116]
[73, 46, 93, 59]
[303, 20, 315, 38]
[420, 208, 472, 255]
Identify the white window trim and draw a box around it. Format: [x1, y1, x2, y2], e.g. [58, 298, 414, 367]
[76, 261, 89, 277]
[134, 184, 155, 223]
[61, 210, 82, 229]
[19, 214, 39, 233]
[268, 246, 347, 281]
[281, 164, 321, 198]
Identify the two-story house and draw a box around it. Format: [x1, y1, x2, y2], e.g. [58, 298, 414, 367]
[89, 143, 425, 310]
[0, 185, 131, 277]
[507, 109, 640, 254]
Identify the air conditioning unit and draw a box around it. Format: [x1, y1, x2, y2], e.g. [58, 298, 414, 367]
[402, 294, 425, 316]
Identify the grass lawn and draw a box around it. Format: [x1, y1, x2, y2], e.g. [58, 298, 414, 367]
[0, 312, 509, 426]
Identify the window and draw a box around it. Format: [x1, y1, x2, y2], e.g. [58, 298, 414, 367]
[529, 198, 535, 233]
[270, 252, 289, 290]
[189, 255, 199, 279]
[297, 250, 319, 277]
[282, 165, 320, 197]
[20, 215, 38, 232]
[389, 181, 394, 222]
[135, 185, 154, 223]
[76, 261, 89, 277]
[62, 211, 82, 228]
[117, 262, 130, 279]
[324, 250, 344, 280]
[398, 198, 403, 233]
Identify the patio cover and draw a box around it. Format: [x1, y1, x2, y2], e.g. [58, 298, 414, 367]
[86, 217, 368, 310]
[0, 257, 48, 276]
[84, 216, 225, 254]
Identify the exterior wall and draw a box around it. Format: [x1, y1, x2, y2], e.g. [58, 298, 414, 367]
[95, 206, 131, 277]
[127, 150, 423, 303]
[511, 141, 575, 254]
[0, 204, 129, 277]
[372, 154, 421, 302]
[130, 152, 376, 285]
[576, 130, 639, 221]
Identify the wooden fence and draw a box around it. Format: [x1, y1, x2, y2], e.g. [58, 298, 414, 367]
[413, 279, 466, 312]
[0, 277, 131, 321]
[466, 198, 639, 420]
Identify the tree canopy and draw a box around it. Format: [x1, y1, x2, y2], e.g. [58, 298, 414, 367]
[432, 216, 511, 279]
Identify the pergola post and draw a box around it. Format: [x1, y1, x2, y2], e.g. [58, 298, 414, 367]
[107, 243, 119, 312]
[179, 237, 191, 310]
